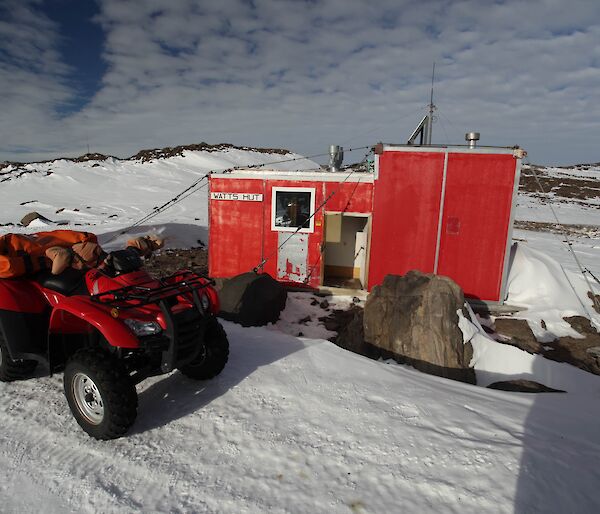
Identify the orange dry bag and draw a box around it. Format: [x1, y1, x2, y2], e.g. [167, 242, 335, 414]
[0, 230, 98, 278]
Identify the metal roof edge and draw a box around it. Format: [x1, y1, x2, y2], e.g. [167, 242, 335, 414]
[211, 170, 375, 182]
[382, 144, 520, 156]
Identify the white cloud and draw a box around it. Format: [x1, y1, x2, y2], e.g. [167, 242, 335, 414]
[0, 0, 75, 155]
[1, 0, 600, 164]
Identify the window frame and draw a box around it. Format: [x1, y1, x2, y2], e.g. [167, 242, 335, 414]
[271, 186, 316, 233]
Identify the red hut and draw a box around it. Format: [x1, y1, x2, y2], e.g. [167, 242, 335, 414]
[208, 143, 524, 304]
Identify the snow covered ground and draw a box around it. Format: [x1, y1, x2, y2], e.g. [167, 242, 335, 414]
[2, 149, 600, 513]
[3, 321, 600, 513]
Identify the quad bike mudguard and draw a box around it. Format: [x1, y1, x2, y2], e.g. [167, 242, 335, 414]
[0, 279, 47, 313]
[0, 309, 49, 361]
[48, 296, 139, 348]
[0, 279, 49, 361]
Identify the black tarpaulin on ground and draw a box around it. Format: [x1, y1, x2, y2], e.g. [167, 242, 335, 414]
[217, 272, 287, 327]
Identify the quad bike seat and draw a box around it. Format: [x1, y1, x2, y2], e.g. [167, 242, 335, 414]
[36, 268, 89, 296]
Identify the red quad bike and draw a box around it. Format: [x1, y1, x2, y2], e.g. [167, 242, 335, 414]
[0, 247, 229, 439]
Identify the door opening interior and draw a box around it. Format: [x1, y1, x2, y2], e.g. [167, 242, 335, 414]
[323, 214, 369, 289]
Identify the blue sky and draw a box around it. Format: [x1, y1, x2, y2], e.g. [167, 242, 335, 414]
[1, 0, 599, 165]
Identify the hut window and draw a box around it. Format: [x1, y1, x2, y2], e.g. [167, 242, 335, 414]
[272, 187, 316, 233]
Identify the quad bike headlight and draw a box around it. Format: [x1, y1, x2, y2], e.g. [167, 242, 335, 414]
[124, 319, 162, 337]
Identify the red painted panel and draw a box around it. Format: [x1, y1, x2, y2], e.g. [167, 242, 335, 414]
[208, 177, 264, 278]
[324, 182, 373, 213]
[437, 153, 516, 301]
[368, 152, 445, 289]
[261, 180, 325, 288]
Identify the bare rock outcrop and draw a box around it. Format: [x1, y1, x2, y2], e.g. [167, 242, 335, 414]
[493, 318, 544, 354]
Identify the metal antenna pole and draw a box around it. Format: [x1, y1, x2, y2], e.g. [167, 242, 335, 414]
[426, 62, 436, 144]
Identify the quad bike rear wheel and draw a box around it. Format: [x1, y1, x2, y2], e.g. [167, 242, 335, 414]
[0, 332, 37, 382]
[64, 349, 137, 440]
[179, 318, 229, 380]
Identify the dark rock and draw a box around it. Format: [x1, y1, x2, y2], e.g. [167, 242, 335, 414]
[564, 315, 597, 336]
[319, 299, 329, 310]
[130, 143, 291, 163]
[310, 298, 319, 306]
[543, 336, 600, 375]
[488, 380, 565, 393]
[73, 152, 109, 162]
[486, 314, 600, 376]
[335, 309, 382, 360]
[493, 318, 544, 354]
[20, 211, 53, 226]
[144, 247, 208, 278]
[587, 291, 600, 314]
[463, 337, 474, 369]
[363, 271, 475, 384]
[217, 272, 287, 327]
[320, 304, 361, 334]
[587, 346, 600, 358]
[299, 316, 311, 324]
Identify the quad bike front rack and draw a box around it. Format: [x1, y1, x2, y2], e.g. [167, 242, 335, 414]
[90, 271, 214, 310]
[91, 271, 215, 374]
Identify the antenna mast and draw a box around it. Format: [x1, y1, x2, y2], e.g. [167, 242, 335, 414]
[406, 63, 437, 146]
[425, 62, 436, 145]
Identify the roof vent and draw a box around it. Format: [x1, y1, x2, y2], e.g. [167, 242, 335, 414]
[329, 145, 343, 172]
[465, 132, 480, 149]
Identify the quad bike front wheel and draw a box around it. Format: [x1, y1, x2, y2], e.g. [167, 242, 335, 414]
[64, 349, 137, 440]
[0, 332, 37, 382]
[180, 318, 229, 380]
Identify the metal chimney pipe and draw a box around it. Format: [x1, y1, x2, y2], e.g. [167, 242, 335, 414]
[329, 145, 343, 172]
[465, 132, 480, 149]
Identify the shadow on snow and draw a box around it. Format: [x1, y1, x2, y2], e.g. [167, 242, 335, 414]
[131, 320, 306, 434]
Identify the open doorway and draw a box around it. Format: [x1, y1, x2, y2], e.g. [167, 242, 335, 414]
[323, 214, 369, 289]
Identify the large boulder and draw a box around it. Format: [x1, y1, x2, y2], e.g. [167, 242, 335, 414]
[363, 271, 475, 384]
[333, 308, 383, 360]
[216, 272, 287, 327]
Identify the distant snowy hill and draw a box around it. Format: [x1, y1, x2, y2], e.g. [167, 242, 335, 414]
[0, 143, 321, 249]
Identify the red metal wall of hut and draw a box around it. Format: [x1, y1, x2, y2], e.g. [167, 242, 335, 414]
[208, 171, 374, 289]
[208, 145, 523, 303]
